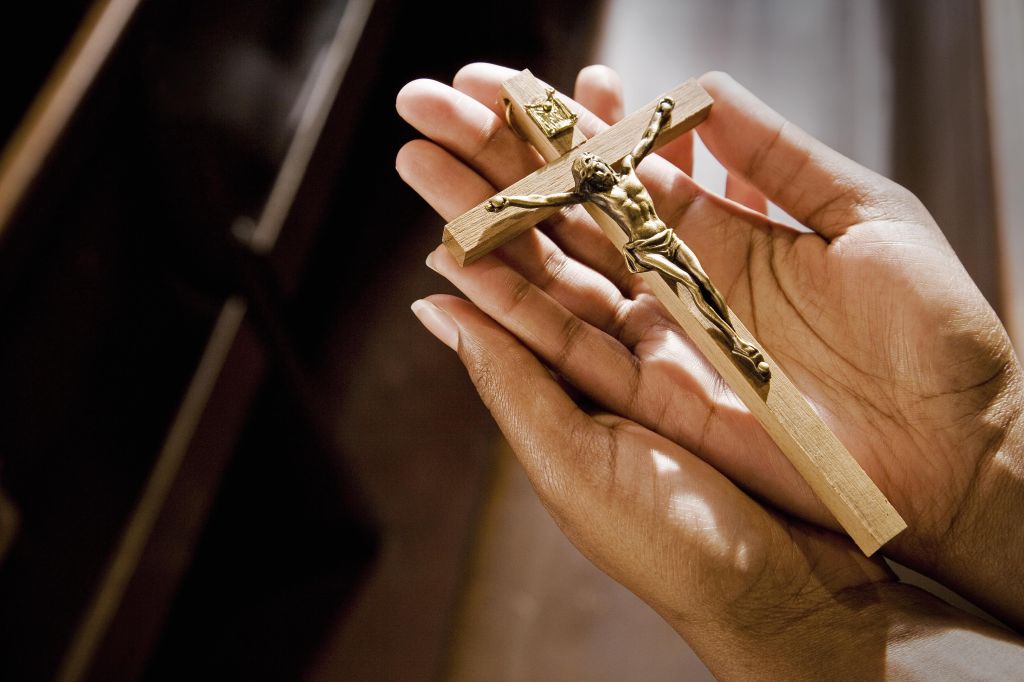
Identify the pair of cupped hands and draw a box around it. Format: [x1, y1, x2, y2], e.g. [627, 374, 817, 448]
[397, 63, 1024, 677]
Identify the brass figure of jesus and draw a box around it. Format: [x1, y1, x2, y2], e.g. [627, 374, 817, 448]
[486, 97, 771, 382]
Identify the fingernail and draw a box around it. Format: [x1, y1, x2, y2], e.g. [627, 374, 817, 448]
[425, 250, 437, 272]
[411, 299, 459, 351]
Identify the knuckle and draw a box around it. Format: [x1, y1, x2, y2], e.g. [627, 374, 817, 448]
[540, 247, 570, 290]
[554, 314, 586, 368]
[502, 273, 533, 316]
[468, 112, 513, 168]
[746, 119, 791, 182]
[608, 297, 634, 341]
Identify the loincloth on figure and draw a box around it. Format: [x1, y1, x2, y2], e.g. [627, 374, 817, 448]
[622, 227, 682, 275]
[623, 226, 770, 382]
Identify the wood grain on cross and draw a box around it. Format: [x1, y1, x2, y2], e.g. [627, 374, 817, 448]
[444, 70, 906, 555]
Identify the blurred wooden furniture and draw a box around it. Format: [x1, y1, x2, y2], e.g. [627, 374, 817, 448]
[0, 1, 381, 678]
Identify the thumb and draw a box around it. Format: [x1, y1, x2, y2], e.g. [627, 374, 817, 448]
[697, 71, 911, 240]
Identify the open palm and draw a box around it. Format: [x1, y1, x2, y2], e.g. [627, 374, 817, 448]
[397, 63, 1023, 634]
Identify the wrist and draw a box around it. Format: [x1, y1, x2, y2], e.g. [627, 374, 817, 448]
[927, 390, 1024, 629]
[873, 584, 1024, 680]
[694, 581, 908, 679]
[681, 581, 1024, 680]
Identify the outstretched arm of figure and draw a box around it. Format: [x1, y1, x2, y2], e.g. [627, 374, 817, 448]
[485, 192, 584, 212]
[626, 96, 674, 169]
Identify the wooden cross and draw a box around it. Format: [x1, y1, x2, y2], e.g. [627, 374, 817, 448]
[443, 70, 906, 556]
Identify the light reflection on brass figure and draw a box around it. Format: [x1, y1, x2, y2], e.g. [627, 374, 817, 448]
[486, 96, 771, 383]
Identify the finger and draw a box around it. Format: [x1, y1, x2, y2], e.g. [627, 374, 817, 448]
[496, 227, 635, 337]
[426, 244, 644, 415]
[698, 71, 902, 239]
[655, 131, 694, 176]
[574, 64, 624, 124]
[725, 172, 769, 214]
[396, 139, 496, 221]
[397, 139, 633, 331]
[419, 293, 614, 496]
[396, 78, 544, 190]
[452, 62, 525, 117]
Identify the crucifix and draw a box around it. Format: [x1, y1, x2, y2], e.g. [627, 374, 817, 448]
[443, 70, 906, 556]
